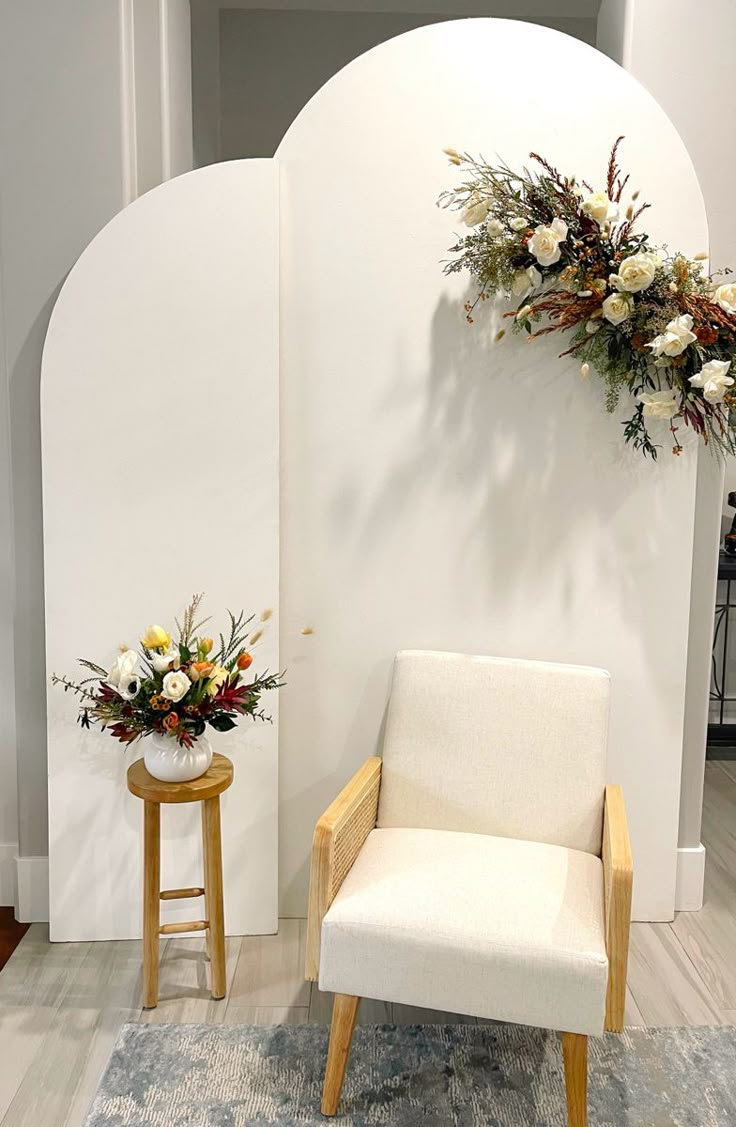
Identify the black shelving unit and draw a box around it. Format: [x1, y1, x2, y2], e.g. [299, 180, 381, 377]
[708, 552, 736, 753]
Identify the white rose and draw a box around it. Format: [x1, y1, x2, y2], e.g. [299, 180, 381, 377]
[510, 265, 542, 298]
[637, 389, 680, 419]
[646, 314, 697, 358]
[581, 191, 616, 223]
[510, 216, 529, 231]
[528, 217, 568, 267]
[463, 195, 490, 227]
[714, 283, 736, 315]
[152, 647, 181, 674]
[689, 359, 734, 403]
[107, 650, 140, 701]
[609, 252, 659, 293]
[161, 669, 191, 703]
[601, 292, 633, 326]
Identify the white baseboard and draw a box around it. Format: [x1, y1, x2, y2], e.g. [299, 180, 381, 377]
[15, 855, 49, 922]
[0, 842, 17, 907]
[675, 843, 706, 911]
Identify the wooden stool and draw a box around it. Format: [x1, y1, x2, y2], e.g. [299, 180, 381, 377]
[127, 753, 233, 1009]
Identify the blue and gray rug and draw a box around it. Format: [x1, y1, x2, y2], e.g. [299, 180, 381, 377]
[85, 1021, 736, 1125]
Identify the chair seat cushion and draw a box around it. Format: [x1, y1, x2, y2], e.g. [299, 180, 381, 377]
[320, 827, 608, 1036]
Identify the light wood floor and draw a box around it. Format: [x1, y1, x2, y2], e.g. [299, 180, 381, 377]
[1, 760, 735, 1126]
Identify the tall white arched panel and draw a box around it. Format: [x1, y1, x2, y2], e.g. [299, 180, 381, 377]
[42, 160, 279, 940]
[276, 19, 707, 921]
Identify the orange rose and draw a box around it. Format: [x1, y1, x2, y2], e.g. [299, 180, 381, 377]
[163, 712, 179, 732]
[237, 652, 253, 671]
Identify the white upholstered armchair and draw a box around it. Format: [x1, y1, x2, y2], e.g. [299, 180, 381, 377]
[306, 650, 633, 1126]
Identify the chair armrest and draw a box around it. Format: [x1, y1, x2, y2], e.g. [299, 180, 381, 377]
[603, 784, 633, 1032]
[305, 756, 383, 981]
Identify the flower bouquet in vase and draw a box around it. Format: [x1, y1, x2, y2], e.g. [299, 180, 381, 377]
[53, 594, 283, 782]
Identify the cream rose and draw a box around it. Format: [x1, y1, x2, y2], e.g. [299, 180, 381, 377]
[609, 252, 659, 293]
[528, 217, 568, 266]
[581, 191, 615, 223]
[107, 650, 140, 701]
[646, 314, 697, 358]
[637, 389, 680, 419]
[152, 647, 181, 674]
[510, 265, 542, 298]
[601, 292, 633, 326]
[463, 194, 490, 227]
[714, 283, 736, 315]
[689, 359, 734, 403]
[510, 216, 529, 231]
[161, 669, 191, 703]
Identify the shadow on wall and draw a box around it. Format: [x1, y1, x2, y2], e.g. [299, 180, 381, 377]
[279, 281, 692, 913]
[354, 288, 671, 657]
[9, 291, 60, 856]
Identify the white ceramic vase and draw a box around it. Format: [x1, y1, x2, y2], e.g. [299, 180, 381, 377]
[143, 731, 213, 783]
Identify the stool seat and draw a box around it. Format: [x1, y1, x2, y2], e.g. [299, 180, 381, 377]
[127, 753, 233, 804]
[127, 751, 233, 1009]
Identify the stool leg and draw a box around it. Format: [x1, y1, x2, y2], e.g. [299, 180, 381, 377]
[201, 812, 211, 962]
[143, 800, 161, 1008]
[202, 796, 226, 999]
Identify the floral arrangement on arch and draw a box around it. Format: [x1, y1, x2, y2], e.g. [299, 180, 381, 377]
[52, 595, 284, 747]
[439, 138, 736, 458]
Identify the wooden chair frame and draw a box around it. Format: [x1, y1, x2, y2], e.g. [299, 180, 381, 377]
[306, 758, 633, 1125]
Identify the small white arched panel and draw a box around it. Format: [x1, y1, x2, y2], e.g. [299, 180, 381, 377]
[275, 18, 707, 920]
[42, 160, 279, 941]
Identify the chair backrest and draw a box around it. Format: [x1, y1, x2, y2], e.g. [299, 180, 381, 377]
[376, 650, 610, 856]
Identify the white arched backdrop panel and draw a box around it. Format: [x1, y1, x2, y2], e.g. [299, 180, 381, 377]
[276, 19, 707, 921]
[42, 19, 708, 935]
[42, 161, 279, 940]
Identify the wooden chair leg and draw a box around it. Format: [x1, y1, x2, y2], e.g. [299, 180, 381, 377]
[142, 800, 161, 1009]
[322, 993, 360, 1116]
[202, 796, 226, 999]
[561, 1032, 588, 1127]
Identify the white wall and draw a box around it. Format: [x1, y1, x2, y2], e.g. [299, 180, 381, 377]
[122, 0, 195, 200]
[162, 0, 195, 178]
[597, 0, 736, 907]
[0, 2, 128, 888]
[276, 17, 705, 921]
[0, 0, 193, 917]
[0, 213, 18, 906]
